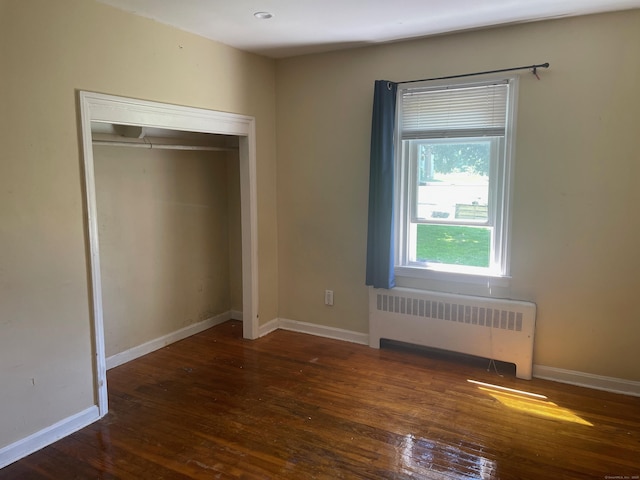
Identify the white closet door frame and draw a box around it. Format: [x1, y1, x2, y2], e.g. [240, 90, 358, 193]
[78, 91, 259, 416]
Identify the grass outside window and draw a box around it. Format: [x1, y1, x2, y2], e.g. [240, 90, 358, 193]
[416, 224, 490, 267]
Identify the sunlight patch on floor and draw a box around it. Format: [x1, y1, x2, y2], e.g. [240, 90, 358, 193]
[468, 379, 593, 426]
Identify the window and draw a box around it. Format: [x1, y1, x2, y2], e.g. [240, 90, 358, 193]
[394, 76, 518, 281]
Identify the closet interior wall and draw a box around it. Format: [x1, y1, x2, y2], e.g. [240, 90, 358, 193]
[93, 132, 242, 361]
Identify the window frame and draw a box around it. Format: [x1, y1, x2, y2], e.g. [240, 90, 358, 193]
[394, 75, 519, 285]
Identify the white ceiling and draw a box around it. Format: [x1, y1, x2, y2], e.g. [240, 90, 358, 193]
[96, 0, 640, 58]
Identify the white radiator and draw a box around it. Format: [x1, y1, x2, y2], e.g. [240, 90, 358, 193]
[369, 287, 536, 379]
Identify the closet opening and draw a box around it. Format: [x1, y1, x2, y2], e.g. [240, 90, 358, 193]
[78, 92, 258, 418]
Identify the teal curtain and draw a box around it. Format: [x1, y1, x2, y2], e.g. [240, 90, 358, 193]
[366, 80, 397, 289]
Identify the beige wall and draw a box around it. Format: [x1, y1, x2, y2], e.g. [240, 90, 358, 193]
[94, 146, 239, 357]
[276, 10, 640, 381]
[0, 0, 277, 449]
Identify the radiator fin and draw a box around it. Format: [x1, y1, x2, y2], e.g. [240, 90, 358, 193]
[376, 293, 523, 332]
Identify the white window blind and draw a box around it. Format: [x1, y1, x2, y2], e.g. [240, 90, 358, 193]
[401, 81, 509, 139]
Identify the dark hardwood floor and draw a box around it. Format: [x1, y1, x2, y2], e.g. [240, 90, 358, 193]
[2, 320, 639, 479]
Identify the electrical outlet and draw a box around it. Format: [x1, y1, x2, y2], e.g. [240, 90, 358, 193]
[324, 289, 334, 306]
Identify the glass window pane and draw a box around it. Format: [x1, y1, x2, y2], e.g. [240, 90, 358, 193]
[414, 141, 491, 222]
[414, 225, 491, 267]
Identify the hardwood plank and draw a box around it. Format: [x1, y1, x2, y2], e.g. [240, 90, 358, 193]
[2, 320, 639, 479]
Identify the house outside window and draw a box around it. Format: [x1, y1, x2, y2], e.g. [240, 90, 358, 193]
[394, 75, 518, 283]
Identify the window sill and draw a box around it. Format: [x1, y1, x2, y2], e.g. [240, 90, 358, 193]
[395, 265, 511, 287]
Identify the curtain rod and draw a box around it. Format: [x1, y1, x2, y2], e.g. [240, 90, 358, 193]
[399, 62, 550, 84]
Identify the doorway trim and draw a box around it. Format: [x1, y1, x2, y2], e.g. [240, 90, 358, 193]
[78, 91, 259, 417]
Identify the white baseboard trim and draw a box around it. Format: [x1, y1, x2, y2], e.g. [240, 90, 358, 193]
[106, 311, 232, 370]
[533, 365, 640, 397]
[259, 318, 368, 345]
[230, 310, 243, 321]
[0, 406, 99, 469]
[258, 318, 281, 338]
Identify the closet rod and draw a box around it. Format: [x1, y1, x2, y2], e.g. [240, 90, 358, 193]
[92, 140, 238, 152]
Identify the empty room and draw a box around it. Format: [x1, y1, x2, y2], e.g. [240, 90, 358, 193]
[1, 0, 639, 478]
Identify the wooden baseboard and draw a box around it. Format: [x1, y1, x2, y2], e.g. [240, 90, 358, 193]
[106, 312, 232, 370]
[259, 318, 368, 345]
[258, 318, 280, 338]
[0, 406, 99, 469]
[533, 365, 640, 397]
